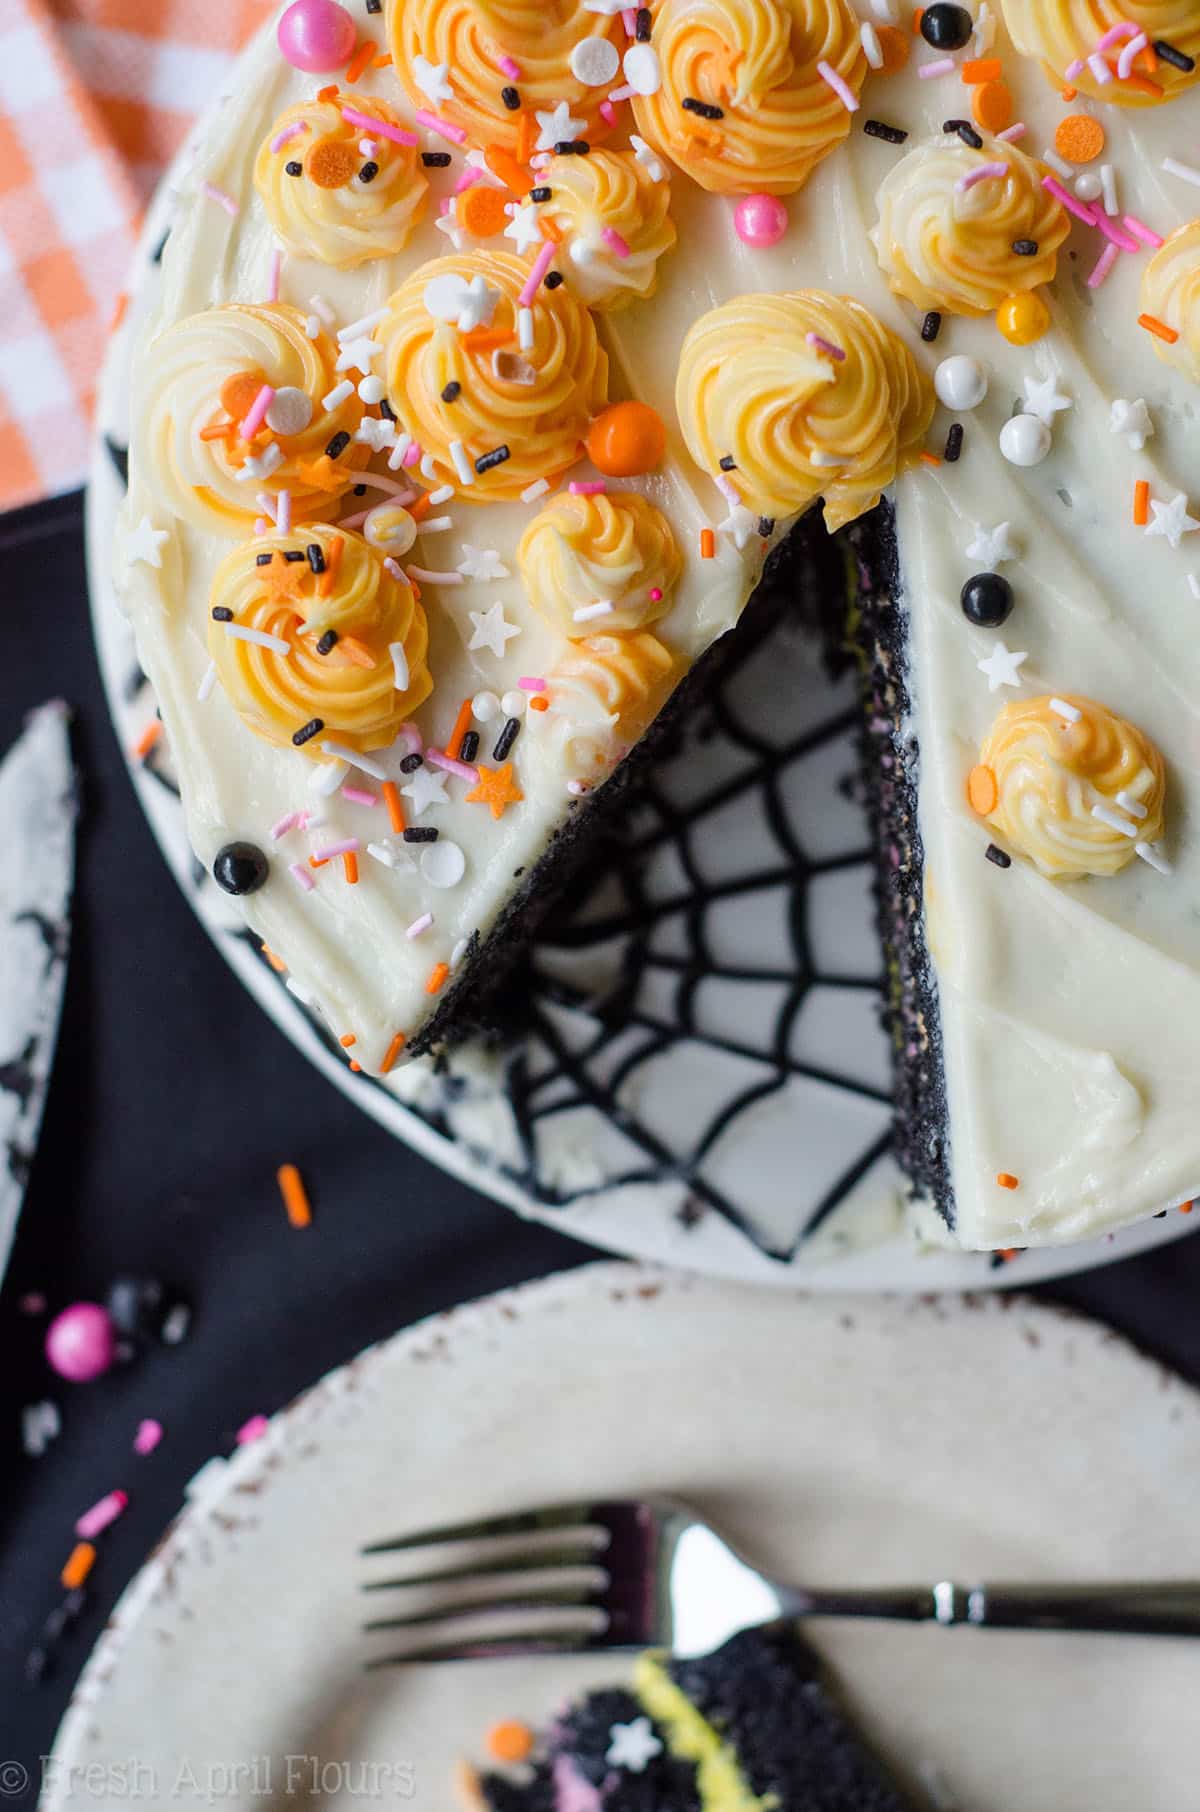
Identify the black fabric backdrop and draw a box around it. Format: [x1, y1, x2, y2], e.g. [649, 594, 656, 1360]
[0, 491, 1197, 1805]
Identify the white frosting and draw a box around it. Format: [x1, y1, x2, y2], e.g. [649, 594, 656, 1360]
[117, 3, 1200, 1248]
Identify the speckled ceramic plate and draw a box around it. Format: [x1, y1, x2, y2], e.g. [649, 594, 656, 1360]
[44, 1261, 1200, 1811]
[86, 70, 1198, 1288]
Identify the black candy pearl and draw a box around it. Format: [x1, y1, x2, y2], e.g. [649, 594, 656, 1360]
[961, 572, 1013, 628]
[920, 3, 974, 49]
[213, 841, 270, 895]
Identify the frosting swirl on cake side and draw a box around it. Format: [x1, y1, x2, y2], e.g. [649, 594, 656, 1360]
[998, 1, 1200, 106]
[675, 290, 934, 530]
[975, 694, 1167, 880]
[872, 135, 1069, 318]
[1140, 219, 1200, 382]
[208, 526, 432, 757]
[547, 630, 679, 778]
[631, 0, 866, 196]
[532, 149, 676, 311]
[254, 91, 428, 269]
[518, 489, 681, 635]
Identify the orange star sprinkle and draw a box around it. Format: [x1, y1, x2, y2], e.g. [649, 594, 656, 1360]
[257, 551, 307, 606]
[466, 762, 524, 820]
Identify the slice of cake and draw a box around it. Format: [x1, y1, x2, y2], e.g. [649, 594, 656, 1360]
[115, 0, 1200, 1249]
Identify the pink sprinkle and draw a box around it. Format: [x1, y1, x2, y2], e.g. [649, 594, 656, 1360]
[956, 160, 1008, 194]
[398, 722, 424, 753]
[806, 331, 846, 361]
[1065, 57, 1086, 79]
[1042, 173, 1097, 225]
[569, 480, 606, 494]
[240, 383, 275, 440]
[406, 912, 434, 938]
[134, 1419, 163, 1455]
[270, 121, 308, 153]
[607, 83, 637, 101]
[202, 180, 239, 216]
[271, 811, 302, 839]
[438, 196, 451, 215]
[354, 472, 416, 498]
[1092, 208, 1139, 252]
[917, 56, 954, 79]
[415, 108, 467, 144]
[622, 5, 638, 32]
[1095, 20, 1138, 52]
[425, 748, 479, 782]
[599, 100, 617, 126]
[518, 675, 547, 691]
[601, 226, 631, 258]
[237, 1415, 270, 1445]
[1117, 31, 1148, 78]
[254, 518, 270, 537]
[715, 473, 740, 505]
[266, 248, 282, 303]
[498, 54, 522, 79]
[407, 565, 464, 584]
[402, 440, 422, 468]
[454, 166, 486, 194]
[290, 862, 315, 891]
[649, 586, 663, 601]
[76, 1490, 128, 1539]
[520, 240, 556, 305]
[276, 488, 292, 533]
[342, 785, 378, 807]
[996, 122, 1026, 141]
[816, 59, 859, 110]
[338, 508, 372, 530]
[311, 838, 359, 862]
[342, 106, 419, 147]
[1087, 52, 1113, 84]
[1124, 213, 1164, 248]
[1088, 241, 1119, 288]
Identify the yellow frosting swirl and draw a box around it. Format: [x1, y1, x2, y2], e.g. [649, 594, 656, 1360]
[254, 90, 427, 269]
[872, 135, 1069, 318]
[133, 303, 370, 537]
[1140, 219, 1200, 382]
[533, 149, 676, 312]
[631, 0, 866, 196]
[977, 694, 1166, 880]
[998, 0, 1200, 107]
[518, 490, 681, 635]
[547, 631, 679, 776]
[379, 250, 608, 501]
[387, 0, 621, 154]
[675, 290, 934, 532]
[208, 526, 432, 758]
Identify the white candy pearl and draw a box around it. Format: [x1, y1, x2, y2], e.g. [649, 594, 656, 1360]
[1074, 171, 1103, 202]
[501, 690, 527, 717]
[934, 355, 988, 411]
[421, 840, 466, 889]
[569, 37, 620, 85]
[472, 690, 500, 722]
[363, 503, 416, 555]
[265, 386, 314, 435]
[358, 375, 386, 404]
[999, 412, 1052, 468]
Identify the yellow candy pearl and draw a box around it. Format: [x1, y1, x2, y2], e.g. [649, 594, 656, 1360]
[996, 291, 1051, 346]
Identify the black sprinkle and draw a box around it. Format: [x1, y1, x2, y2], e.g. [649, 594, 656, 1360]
[284, 548, 306, 562]
[441, 380, 462, 403]
[943, 117, 983, 148]
[636, 6, 651, 38]
[545, 270, 564, 289]
[255, 552, 273, 566]
[211, 605, 234, 621]
[316, 630, 338, 655]
[379, 397, 396, 422]
[353, 483, 367, 496]
[864, 119, 907, 144]
[555, 139, 590, 154]
[1154, 38, 1194, 71]
[306, 544, 326, 574]
[285, 160, 303, 176]
[400, 752, 424, 773]
[366, 0, 382, 12]
[530, 185, 552, 202]
[944, 422, 964, 462]
[921, 310, 942, 343]
[403, 827, 439, 843]
[292, 718, 324, 747]
[757, 516, 774, 537]
[719, 454, 737, 471]
[493, 717, 521, 762]
[501, 85, 521, 110]
[358, 160, 379, 183]
[682, 96, 724, 120]
[475, 444, 511, 474]
[325, 430, 351, 459]
[151, 228, 170, 264]
[459, 730, 480, 763]
[26, 1647, 49, 1685]
[985, 843, 1012, 869]
[1011, 237, 1038, 256]
[422, 151, 452, 166]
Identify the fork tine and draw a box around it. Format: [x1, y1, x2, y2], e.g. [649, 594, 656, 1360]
[362, 1503, 598, 1555]
[362, 1563, 608, 1628]
[360, 1524, 609, 1588]
[365, 1633, 600, 1669]
[362, 1601, 611, 1667]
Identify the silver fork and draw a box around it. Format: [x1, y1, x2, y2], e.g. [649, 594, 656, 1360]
[358, 1496, 1200, 1667]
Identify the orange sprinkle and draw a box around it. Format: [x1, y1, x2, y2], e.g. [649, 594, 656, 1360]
[1054, 114, 1105, 164]
[380, 1031, 407, 1075]
[277, 1163, 312, 1228]
[700, 527, 716, 559]
[309, 853, 330, 868]
[911, 6, 923, 30]
[447, 697, 474, 760]
[996, 1247, 1020, 1262]
[875, 24, 909, 72]
[316, 84, 339, 103]
[487, 1722, 535, 1765]
[350, 1061, 362, 1072]
[109, 291, 129, 332]
[1139, 312, 1179, 344]
[337, 635, 377, 668]
[132, 720, 162, 762]
[343, 850, 359, 884]
[319, 533, 345, 598]
[1134, 44, 1158, 75]
[484, 145, 532, 196]
[373, 52, 393, 68]
[382, 780, 405, 834]
[408, 490, 434, 521]
[996, 1172, 1020, 1190]
[529, 694, 549, 711]
[1110, 60, 1161, 96]
[962, 57, 1002, 83]
[967, 763, 998, 816]
[262, 945, 288, 974]
[344, 38, 375, 83]
[62, 1543, 96, 1590]
[1133, 478, 1150, 526]
[919, 451, 941, 467]
[1060, 85, 1077, 102]
[426, 962, 450, 996]
[198, 421, 237, 442]
[340, 1033, 357, 1048]
[516, 111, 537, 165]
[1180, 1200, 1194, 1214]
[972, 78, 1013, 133]
[538, 215, 563, 245]
[458, 183, 511, 239]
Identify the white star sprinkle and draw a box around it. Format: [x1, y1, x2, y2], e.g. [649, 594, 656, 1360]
[433, 199, 468, 251]
[535, 100, 586, 151]
[401, 765, 450, 816]
[630, 134, 665, 181]
[411, 54, 454, 104]
[237, 444, 283, 481]
[458, 545, 510, 580]
[718, 500, 759, 550]
[966, 521, 1019, 566]
[457, 274, 502, 332]
[126, 514, 169, 569]
[1146, 491, 1200, 549]
[605, 1719, 663, 1773]
[977, 640, 1029, 692]
[972, 0, 996, 53]
[355, 417, 396, 452]
[1109, 396, 1153, 451]
[1021, 373, 1072, 425]
[336, 335, 382, 374]
[504, 202, 546, 255]
[468, 601, 521, 658]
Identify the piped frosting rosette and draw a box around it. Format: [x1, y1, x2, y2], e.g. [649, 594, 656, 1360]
[133, 303, 370, 537]
[208, 526, 432, 758]
[998, 1, 1200, 107]
[1140, 220, 1200, 382]
[254, 90, 427, 268]
[975, 694, 1166, 880]
[379, 250, 608, 501]
[387, 0, 621, 153]
[872, 135, 1069, 318]
[518, 489, 681, 635]
[675, 290, 934, 532]
[532, 149, 676, 311]
[546, 631, 679, 778]
[631, 0, 866, 196]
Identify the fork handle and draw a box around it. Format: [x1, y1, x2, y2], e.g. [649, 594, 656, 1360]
[782, 1581, 1200, 1636]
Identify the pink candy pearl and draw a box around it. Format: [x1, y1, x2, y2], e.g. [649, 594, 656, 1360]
[733, 193, 788, 249]
[45, 1303, 117, 1382]
[277, 0, 357, 73]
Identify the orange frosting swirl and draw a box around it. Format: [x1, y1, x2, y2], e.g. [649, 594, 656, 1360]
[1140, 219, 1200, 383]
[133, 303, 370, 537]
[208, 526, 432, 757]
[534, 149, 676, 311]
[998, 0, 1200, 106]
[872, 134, 1069, 318]
[675, 290, 934, 532]
[378, 250, 608, 501]
[547, 631, 679, 776]
[518, 489, 681, 635]
[387, 0, 621, 153]
[254, 91, 427, 268]
[631, 0, 866, 196]
[977, 694, 1166, 880]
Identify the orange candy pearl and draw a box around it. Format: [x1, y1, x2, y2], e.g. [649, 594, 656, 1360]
[585, 400, 666, 477]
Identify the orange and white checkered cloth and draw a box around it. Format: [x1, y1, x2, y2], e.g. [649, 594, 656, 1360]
[0, 0, 271, 510]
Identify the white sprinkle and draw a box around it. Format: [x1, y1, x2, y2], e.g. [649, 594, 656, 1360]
[304, 315, 321, 339]
[1115, 789, 1148, 820]
[521, 477, 551, 503]
[197, 660, 218, 702]
[449, 937, 470, 971]
[1049, 697, 1080, 722]
[390, 641, 410, 690]
[407, 565, 463, 585]
[420, 515, 454, 533]
[359, 137, 378, 157]
[574, 599, 614, 621]
[1136, 841, 1172, 874]
[358, 375, 386, 405]
[406, 911, 435, 938]
[518, 305, 535, 351]
[338, 306, 389, 340]
[1163, 156, 1200, 189]
[428, 484, 455, 505]
[1041, 146, 1073, 179]
[420, 452, 440, 481]
[1099, 162, 1118, 215]
[1087, 52, 1112, 84]
[870, 0, 898, 16]
[449, 439, 475, 485]
[321, 742, 388, 779]
[1188, 573, 1200, 600]
[389, 432, 413, 471]
[225, 623, 291, 655]
[322, 379, 354, 410]
[309, 294, 336, 325]
[309, 759, 349, 795]
[860, 22, 883, 68]
[1092, 803, 1139, 837]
